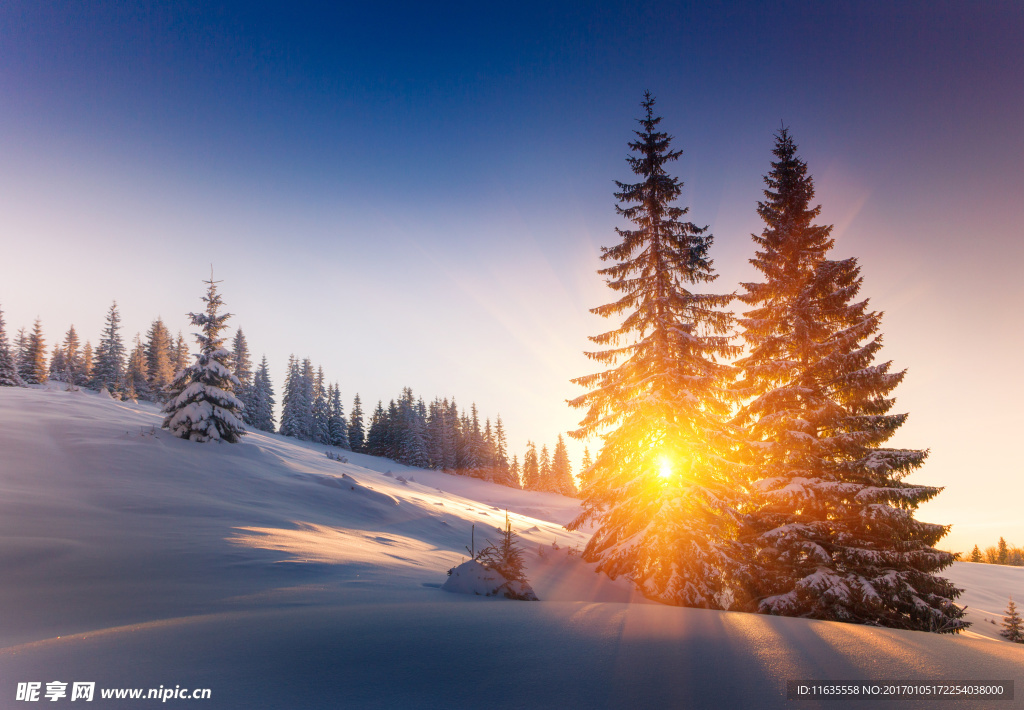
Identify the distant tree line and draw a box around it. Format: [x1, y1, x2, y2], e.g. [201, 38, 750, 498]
[0, 300, 576, 493]
[967, 538, 1024, 566]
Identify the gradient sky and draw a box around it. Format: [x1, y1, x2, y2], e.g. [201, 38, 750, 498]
[2, 1, 1021, 552]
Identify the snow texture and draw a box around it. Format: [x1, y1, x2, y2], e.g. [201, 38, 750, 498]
[0, 387, 1020, 709]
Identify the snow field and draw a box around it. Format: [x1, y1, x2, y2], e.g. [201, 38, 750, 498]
[0, 387, 1021, 709]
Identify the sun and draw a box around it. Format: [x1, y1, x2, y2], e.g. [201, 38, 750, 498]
[658, 455, 673, 480]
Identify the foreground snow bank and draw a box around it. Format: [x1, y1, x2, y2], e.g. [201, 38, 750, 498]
[442, 560, 539, 600]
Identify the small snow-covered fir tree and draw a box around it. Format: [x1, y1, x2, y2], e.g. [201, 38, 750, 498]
[311, 367, 330, 444]
[162, 275, 246, 443]
[125, 334, 152, 401]
[82, 341, 94, 383]
[397, 387, 429, 468]
[733, 128, 964, 632]
[491, 416, 516, 487]
[145, 318, 175, 400]
[1002, 598, 1024, 643]
[327, 383, 350, 449]
[279, 356, 314, 440]
[549, 434, 577, 496]
[172, 331, 189, 375]
[49, 344, 67, 382]
[522, 442, 540, 490]
[579, 447, 594, 489]
[231, 328, 254, 424]
[0, 305, 25, 387]
[21, 319, 47, 385]
[969, 545, 983, 563]
[93, 302, 125, 391]
[348, 393, 365, 452]
[538, 445, 551, 489]
[365, 400, 387, 456]
[62, 325, 83, 386]
[567, 93, 742, 609]
[248, 355, 276, 433]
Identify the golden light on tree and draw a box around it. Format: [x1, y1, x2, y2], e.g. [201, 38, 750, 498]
[568, 94, 743, 609]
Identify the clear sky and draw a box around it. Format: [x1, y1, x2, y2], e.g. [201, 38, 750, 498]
[1, 1, 1021, 552]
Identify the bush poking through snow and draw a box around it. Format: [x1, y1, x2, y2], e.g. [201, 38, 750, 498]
[442, 560, 538, 601]
[442, 513, 538, 600]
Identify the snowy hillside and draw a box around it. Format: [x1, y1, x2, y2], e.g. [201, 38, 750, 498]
[0, 387, 1021, 709]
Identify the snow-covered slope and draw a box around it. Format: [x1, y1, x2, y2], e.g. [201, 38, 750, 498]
[0, 387, 1021, 709]
[945, 562, 1024, 642]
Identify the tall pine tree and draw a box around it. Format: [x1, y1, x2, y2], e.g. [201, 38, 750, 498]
[567, 93, 741, 609]
[162, 275, 246, 443]
[732, 128, 964, 632]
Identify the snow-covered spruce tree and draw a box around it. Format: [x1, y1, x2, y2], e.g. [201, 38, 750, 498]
[172, 332, 189, 375]
[1002, 598, 1024, 643]
[145, 318, 175, 400]
[567, 93, 741, 608]
[348, 394, 365, 452]
[969, 545, 983, 563]
[49, 344, 67, 382]
[0, 305, 25, 387]
[124, 334, 152, 401]
[82, 341, 94, 383]
[491, 416, 515, 487]
[161, 276, 246, 443]
[21, 319, 48, 385]
[550, 434, 577, 496]
[62, 326, 83, 386]
[397, 387, 429, 468]
[278, 356, 302, 438]
[231, 329, 254, 422]
[732, 129, 964, 632]
[248, 355, 276, 433]
[328, 383, 351, 449]
[92, 302, 125, 391]
[311, 367, 330, 444]
[522, 442, 540, 490]
[538, 445, 551, 489]
[579, 447, 594, 489]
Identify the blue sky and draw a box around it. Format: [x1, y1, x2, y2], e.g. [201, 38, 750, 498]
[2, 1, 1022, 550]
